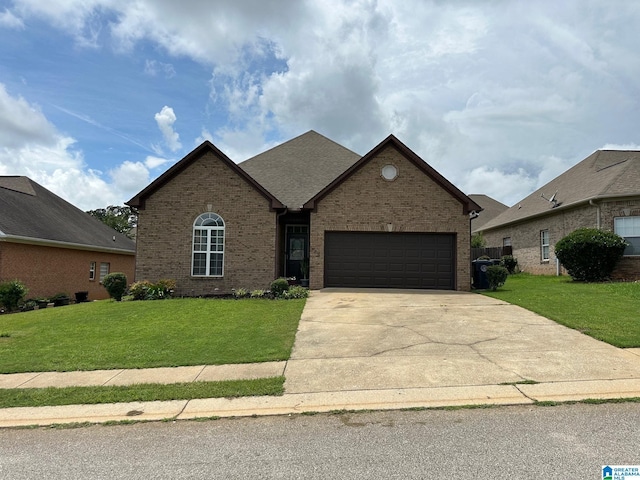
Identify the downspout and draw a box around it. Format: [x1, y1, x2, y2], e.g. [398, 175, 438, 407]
[589, 199, 601, 229]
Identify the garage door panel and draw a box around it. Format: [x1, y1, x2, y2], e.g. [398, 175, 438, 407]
[325, 232, 455, 290]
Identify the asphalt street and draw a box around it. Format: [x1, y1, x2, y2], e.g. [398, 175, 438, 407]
[1, 403, 638, 479]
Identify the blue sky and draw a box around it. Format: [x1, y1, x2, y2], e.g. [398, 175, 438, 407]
[1, 0, 640, 210]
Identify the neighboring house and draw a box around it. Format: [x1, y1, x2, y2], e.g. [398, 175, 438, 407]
[0, 176, 136, 300]
[476, 150, 640, 280]
[468, 194, 509, 232]
[127, 131, 481, 294]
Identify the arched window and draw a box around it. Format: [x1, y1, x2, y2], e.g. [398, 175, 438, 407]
[192, 213, 225, 276]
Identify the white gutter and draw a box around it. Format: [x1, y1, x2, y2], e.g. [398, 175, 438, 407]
[0, 234, 135, 255]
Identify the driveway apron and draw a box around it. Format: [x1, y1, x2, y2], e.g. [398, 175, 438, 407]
[283, 289, 640, 394]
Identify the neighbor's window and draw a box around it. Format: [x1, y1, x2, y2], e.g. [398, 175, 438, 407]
[192, 212, 225, 277]
[540, 230, 550, 262]
[614, 216, 640, 256]
[99, 262, 110, 282]
[503, 237, 512, 247]
[89, 261, 96, 281]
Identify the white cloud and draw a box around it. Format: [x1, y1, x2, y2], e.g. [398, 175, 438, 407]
[0, 8, 24, 29]
[154, 105, 181, 152]
[144, 156, 171, 169]
[144, 59, 175, 78]
[0, 85, 151, 210]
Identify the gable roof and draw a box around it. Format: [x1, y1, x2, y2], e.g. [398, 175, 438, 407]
[469, 194, 509, 230]
[0, 176, 135, 253]
[479, 150, 640, 231]
[238, 130, 361, 209]
[303, 134, 482, 214]
[127, 141, 284, 210]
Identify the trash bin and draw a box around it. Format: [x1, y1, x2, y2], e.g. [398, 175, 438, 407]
[472, 259, 500, 289]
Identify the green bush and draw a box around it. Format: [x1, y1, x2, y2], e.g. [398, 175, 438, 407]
[129, 280, 152, 300]
[270, 278, 290, 297]
[282, 286, 309, 299]
[0, 280, 28, 312]
[500, 255, 518, 274]
[129, 279, 175, 300]
[554, 228, 627, 282]
[233, 288, 250, 299]
[250, 289, 266, 298]
[102, 272, 128, 301]
[486, 265, 508, 291]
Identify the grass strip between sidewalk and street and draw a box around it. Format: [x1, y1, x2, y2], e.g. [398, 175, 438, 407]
[0, 377, 285, 408]
[480, 273, 640, 348]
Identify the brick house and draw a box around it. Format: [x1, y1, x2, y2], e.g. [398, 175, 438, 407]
[476, 150, 640, 280]
[0, 176, 136, 300]
[128, 131, 481, 294]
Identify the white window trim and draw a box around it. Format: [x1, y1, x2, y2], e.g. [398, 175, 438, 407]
[540, 230, 550, 262]
[89, 261, 96, 281]
[614, 216, 640, 256]
[99, 262, 110, 283]
[191, 212, 225, 277]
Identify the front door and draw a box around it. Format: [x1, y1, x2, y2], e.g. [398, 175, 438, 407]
[285, 225, 309, 280]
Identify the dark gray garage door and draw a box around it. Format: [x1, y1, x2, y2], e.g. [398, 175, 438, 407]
[324, 232, 455, 289]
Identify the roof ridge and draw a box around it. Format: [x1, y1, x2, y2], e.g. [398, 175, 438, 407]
[0, 176, 37, 196]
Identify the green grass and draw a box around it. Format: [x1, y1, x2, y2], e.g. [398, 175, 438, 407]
[481, 274, 640, 347]
[0, 298, 305, 373]
[0, 377, 284, 408]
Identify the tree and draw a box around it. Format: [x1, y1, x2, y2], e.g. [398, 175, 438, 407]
[87, 205, 137, 238]
[471, 232, 486, 248]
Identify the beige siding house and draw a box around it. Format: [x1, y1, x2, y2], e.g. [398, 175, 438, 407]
[128, 131, 480, 294]
[476, 150, 640, 280]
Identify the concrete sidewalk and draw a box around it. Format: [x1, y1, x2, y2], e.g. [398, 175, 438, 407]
[2, 289, 640, 427]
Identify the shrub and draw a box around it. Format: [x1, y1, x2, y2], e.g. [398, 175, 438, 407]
[102, 272, 128, 301]
[270, 278, 290, 297]
[129, 280, 152, 300]
[486, 265, 508, 291]
[233, 288, 250, 299]
[282, 286, 309, 299]
[500, 255, 518, 274]
[147, 279, 176, 300]
[554, 228, 627, 282]
[250, 289, 266, 298]
[0, 280, 28, 311]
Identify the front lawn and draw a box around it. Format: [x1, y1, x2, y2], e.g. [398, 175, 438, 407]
[481, 274, 640, 347]
[0, 298, 304, 373]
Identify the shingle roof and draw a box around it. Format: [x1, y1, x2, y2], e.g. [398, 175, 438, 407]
[0, 176, 136, 253]
[479, 150, 640, 231]
[238, 130, 361, 209]
[469, 194, 509, 230]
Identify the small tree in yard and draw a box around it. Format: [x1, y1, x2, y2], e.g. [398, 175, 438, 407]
[554, 228, 627, 282]
[471, 232, 486, 248]
[0, 280, 28, 312]
[102, 273, 128, 301]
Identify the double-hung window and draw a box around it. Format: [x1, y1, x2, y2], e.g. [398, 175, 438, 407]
[89, 262, 96, 280]
[614, 216, 640, 256]
[99, 262, 110, 282]
[540, 230, 550, 262]
[192, 213, 225, 276]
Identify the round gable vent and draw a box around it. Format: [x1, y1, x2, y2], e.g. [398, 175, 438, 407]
[381, 164, 398, 181]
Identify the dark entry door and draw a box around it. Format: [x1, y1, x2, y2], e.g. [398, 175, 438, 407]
[324, 232, 455, 289]
[285, 225, 309, 280]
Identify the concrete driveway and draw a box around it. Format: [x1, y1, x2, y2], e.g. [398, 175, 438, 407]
[283, 289, 640, 395]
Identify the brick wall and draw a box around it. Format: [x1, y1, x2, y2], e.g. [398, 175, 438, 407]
[310, 144, 471, 291]
[0, 241, 134, 300]
[482, 198, 640, 279]
[135, 150, 277, 296]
